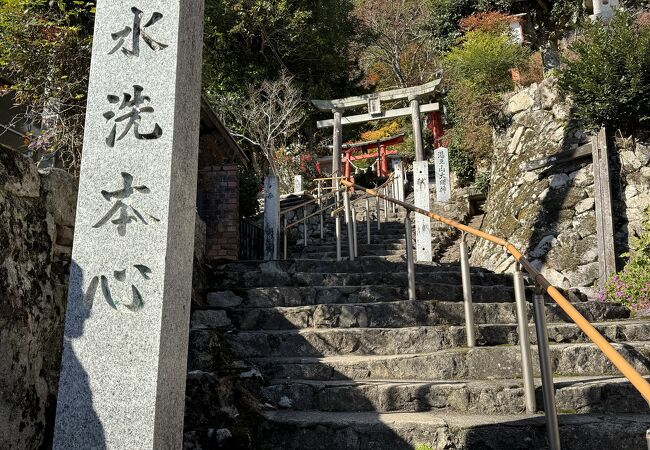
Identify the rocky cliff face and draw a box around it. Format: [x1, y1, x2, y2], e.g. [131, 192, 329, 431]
[0, 149, 78, 449]
[470, 78, 650, 297]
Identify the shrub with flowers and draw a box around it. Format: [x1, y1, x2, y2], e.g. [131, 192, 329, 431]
[600, 207, 650, 310]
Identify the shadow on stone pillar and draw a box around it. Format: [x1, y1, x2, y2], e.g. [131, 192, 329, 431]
[53, 260, 106, 449]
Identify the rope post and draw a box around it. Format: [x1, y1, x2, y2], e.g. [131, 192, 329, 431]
[303, 206, 308, 248]
[405, 212, 416, 301]
[343, 190, 355, 261]
[514, 262, 536, 414]
[366, 198, 371, 245]
[376, 193, 381, 232]
[460, 233, 476, 347]
[283, 214, 288, 260]
[335, 191, 342, 261]
[318, 181, 324, 241]
[533, 287, 561, 450]
[352, 206, 358, 258]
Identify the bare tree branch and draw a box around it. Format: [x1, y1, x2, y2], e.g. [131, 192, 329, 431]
[213, 70, 306, 180]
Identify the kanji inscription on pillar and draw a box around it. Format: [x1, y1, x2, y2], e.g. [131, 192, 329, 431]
[54, 1, 205, 449]
[434, 147, 451, 203]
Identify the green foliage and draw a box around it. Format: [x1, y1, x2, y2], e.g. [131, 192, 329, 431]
[0, 0, 95, 173]
[445, 30, 528, 94]
[448, 136, 476, 186]
[425, 0, 513, 53]
[558, 11, 650, 132]
[601, 207, 650, 310]
[203, 0, 360, 101]
[443, 29, 527, 181]
[415, 444, 435, 450]
[472, 170, 491, 194]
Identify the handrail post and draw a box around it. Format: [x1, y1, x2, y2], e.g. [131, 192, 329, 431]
[352, 206, 358, 258]
[376, 193, 381, 231]
[318, 181, 324, 241]
[405, 212, 416, 301]
[343, 189, 355, 261]
[460, 233, 476, 347]
[335, 191, 342, 261]
[283, 214, 288, 260]
[514, 262, 536, 414]
[533, 287, 561, 450]
[303, 205, 308, 248]
[366, 198, 371, 245]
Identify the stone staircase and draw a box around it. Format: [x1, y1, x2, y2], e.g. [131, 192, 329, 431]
[185, 209, 650, 449]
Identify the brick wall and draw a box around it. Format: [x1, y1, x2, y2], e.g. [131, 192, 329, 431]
[197, 164, 240, 260]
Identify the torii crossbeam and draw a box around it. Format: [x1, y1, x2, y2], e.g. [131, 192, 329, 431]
[312, 77, 444, 263]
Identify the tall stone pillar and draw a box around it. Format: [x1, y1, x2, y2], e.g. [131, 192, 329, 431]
[592, 0, 603, 16]
[332, 109, 343, 261]
[413, 161, 432, 262]
[332, 109, 343, 179]
[53, 1, 205, 448]
[410, 95, 425, 162]
[264, 175, 280, 260]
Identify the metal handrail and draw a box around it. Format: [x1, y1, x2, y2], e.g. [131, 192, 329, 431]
[285, 200, 338, 230]
[331, 174, 395, 217]
[312, 176, 345, 181]
[341, 178, 650, 404]
[280, 188, 341, 215]
[280, 185, 346, 260]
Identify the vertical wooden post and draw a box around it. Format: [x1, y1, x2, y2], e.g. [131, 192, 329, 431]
[592, 127, 616, 285]
[410, 95, 425, 161]
[427, 111, 444, 148]
[345, 150, 351, 179]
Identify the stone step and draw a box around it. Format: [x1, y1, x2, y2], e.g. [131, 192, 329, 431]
[202, 300, 628, 331]
[297, 249, 407, 259]
[322, 228, 407, 238]
[254, 411, 650, 450]
[224, 320, 650, 358]
[301, 243, 408, 253]
[249, 341, 650, 381]
[258, 376, 650, 415]
[212, 259, 491, 275]
[210, 268, 520, 289]
[206, 282, 531, 309]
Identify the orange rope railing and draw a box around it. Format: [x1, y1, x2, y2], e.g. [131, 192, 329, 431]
[341, 178, 650, 404]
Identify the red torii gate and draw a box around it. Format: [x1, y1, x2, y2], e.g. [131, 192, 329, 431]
[341, 133, 404, 178]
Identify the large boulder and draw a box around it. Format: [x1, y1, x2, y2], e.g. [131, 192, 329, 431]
[0, 149, 78, 450]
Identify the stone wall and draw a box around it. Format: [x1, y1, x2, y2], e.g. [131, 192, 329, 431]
[613, 132, 650, 259]
[198, 165, 240, 260]
[0, 149, 77, 449]
[284, 202, 319, 246]
[470, 78, 650, 297]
